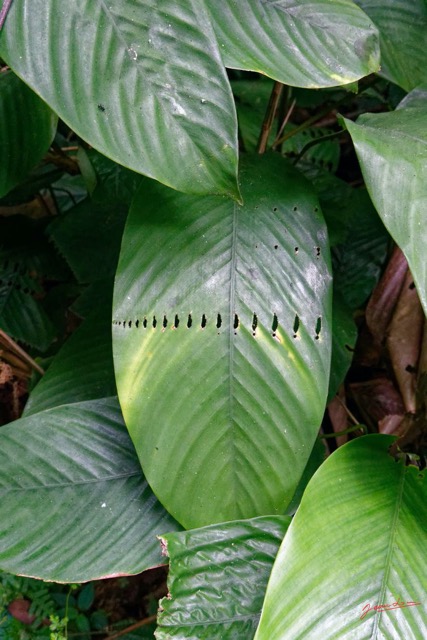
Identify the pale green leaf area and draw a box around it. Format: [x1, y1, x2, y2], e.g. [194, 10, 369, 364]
[0, 70, 57, 198]
[113, 154, 332, 529]
[207, 0, 380, 87]
[0, 0, 239, 199]
[156, 516, 291, 640]
[342, 103, 427, 315]
[0, 307, 180, 582]
[355, 0, 427, 91]
[397, 84, 427, 110]
[255, 435, 427, 639]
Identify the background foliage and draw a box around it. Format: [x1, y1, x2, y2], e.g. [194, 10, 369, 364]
[1, 0, 427, 638]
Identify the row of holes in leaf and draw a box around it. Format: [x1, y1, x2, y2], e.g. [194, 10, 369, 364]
[113, 313, 322, 339]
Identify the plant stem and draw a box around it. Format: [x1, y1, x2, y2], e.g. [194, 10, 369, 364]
[320, 424, 366, 439]
[0, 329, 45, 376]
[0, 0, 13, 30]
[257, 81, 284, 154]
[106, 615, 157, 639]
[292, 129, 345, 166]
[272, 98, 296, 149]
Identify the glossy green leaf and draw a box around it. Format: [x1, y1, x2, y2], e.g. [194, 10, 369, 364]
[0, 0, 239, 198]
[0, 70, 57, 198]
[207, 0, 380, 87]
[113, 154, 332, 529]
[343, 104, 427, 315]
[355, 0, 427, 91]
[255, 435, 427, 639]
[0, 307, 180, 582]
[156, 516, 291, 639]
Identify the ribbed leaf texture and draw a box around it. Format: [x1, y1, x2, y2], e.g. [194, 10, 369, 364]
[255, 435, 427, 639]
[0, 307, 180, 582]
[113, 154, 332, 528]
[0, 0, 239, 198]
[343, 96, 427, 316]
[207, 0, 380, 87]
[156, 516, 291, 639]
[0, 70, 57, 198]
[355, 0, 427, 91]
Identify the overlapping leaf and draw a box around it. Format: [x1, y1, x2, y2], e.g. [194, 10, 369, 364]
[355, 0, 427, 91]
[255, 435, 427, 639]
[0, 0, 239, 198]
[207, 0, 380, 87]
[343, 98, 427, 315]
[0, 307, 180, 582]
[0, 70, 57, 198]
[156, 516, 291, 639]
[113, 154, 332, 529]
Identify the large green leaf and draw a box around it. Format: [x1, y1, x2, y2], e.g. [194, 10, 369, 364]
[255, 435, 427, 639]
[342, 102, 427, 315]
[355, 0, 427, 91]
[0, 0, 239, 198]
[0, 70, 57, 198]
[156, 516, 291, 639]
[113, 154, 332, 529]
[0, 307, 180, 582]
[207, 0, 380, 88]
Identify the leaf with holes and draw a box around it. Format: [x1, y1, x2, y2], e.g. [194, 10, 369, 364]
[0, 305, 180, 582]
[254, 435, 427, 639]
[0, 0, 239, 198]
[355, 0, 427, 91]
[113, 153, 332, 529]
[206, 0, 380, 87]
[342, 100, 427, 316]
[0, 70, 57, 198]
[156, 516, 291, 639]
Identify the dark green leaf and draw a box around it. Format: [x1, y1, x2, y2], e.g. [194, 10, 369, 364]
[343, 104, 427, 314]
[328, 292, 357, 402]
[207, 0, 380, 87]
[0, 304, 180, 582]
[355, 0, 427, 91]
[0, 70, 57, 198]
[0, 0, 239, 198]
[157, 516, 291, 639]
[332, 188, 390, 309]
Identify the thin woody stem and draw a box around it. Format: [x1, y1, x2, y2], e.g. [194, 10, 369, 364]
[106, 615, 157, 639]
[256, 81, 284, 154]
[0, 329, 45, 376]
[0, 0, 14, 30]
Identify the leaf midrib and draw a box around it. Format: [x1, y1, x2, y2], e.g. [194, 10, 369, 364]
[227, 202, 238, 511]
[0, 471, 142, 493]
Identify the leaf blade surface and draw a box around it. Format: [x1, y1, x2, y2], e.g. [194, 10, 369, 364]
[0, 0, 239, 197]
[156, 516, 291, 639]
[343, 104, 427, 316]
[254, 435, 427, 639]
[113, 154, 333, 528]
[207, 0, 380, 87]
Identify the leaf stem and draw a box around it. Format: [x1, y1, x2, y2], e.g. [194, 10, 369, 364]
[292, 129, 345, 166]
[0, 0, 13, 30]
[0, 329, 45, 376]
[257, 81, 284, 154]
[106, 615, 157, 639]
[320, 423, 366, 439]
